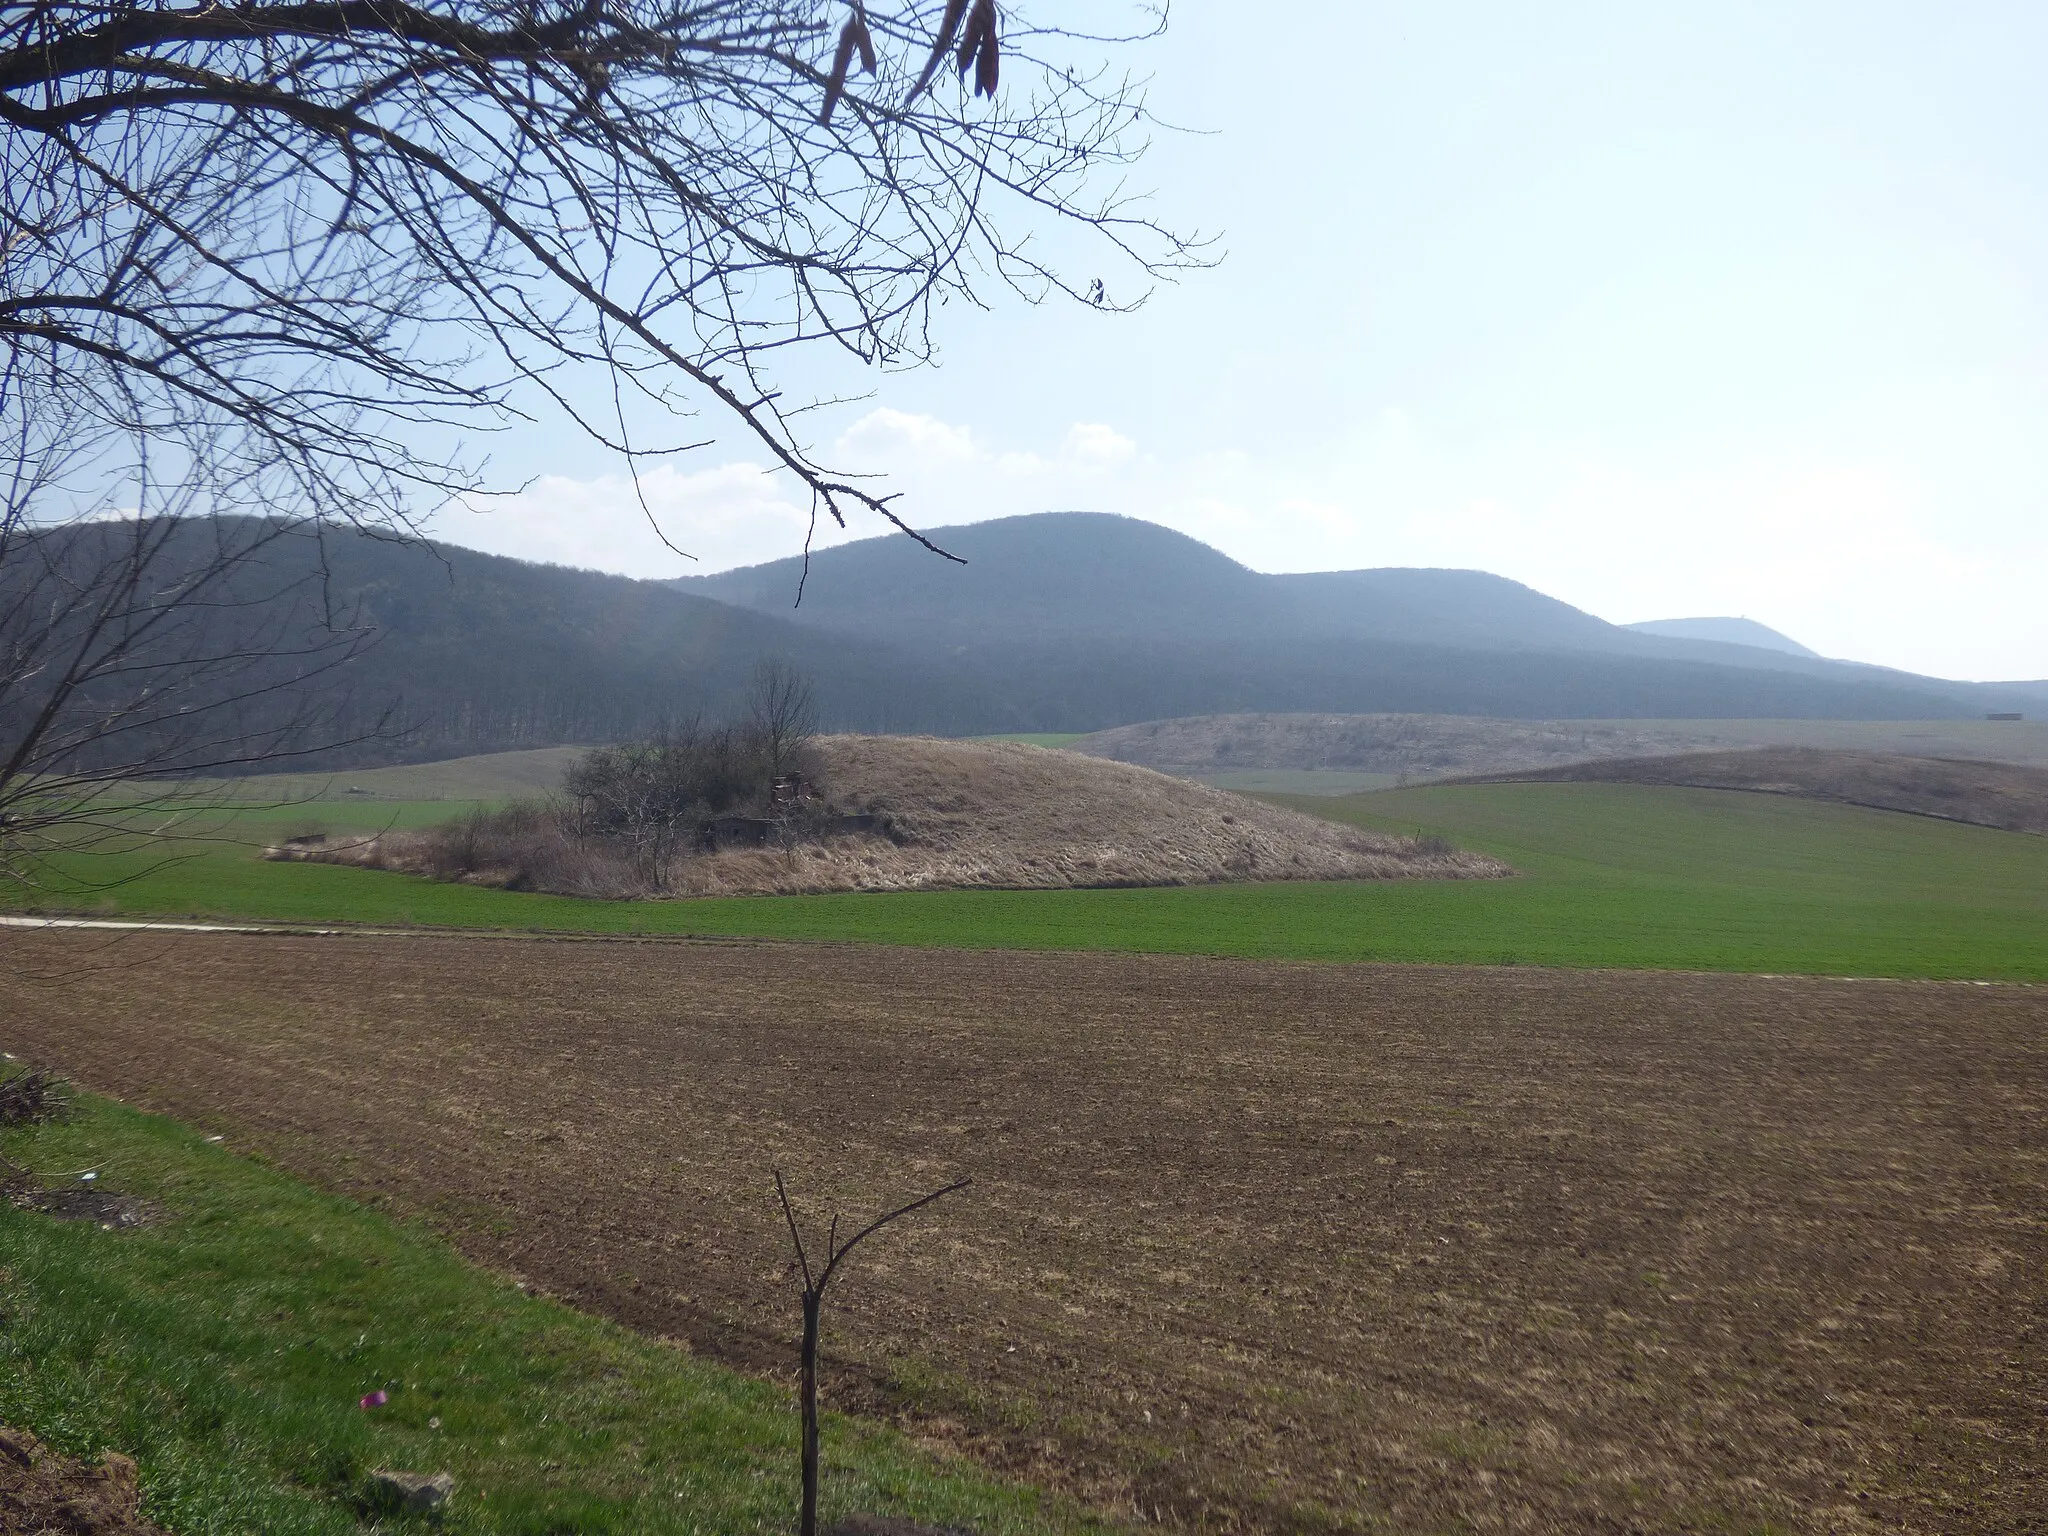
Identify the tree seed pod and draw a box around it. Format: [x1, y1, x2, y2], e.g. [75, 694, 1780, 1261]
[819, 21, 858, 123]
[959, 0, 999, 89]
[975, 27, 999, 95]
[955, 8, 984, 74]
[909, 0, 970, 101]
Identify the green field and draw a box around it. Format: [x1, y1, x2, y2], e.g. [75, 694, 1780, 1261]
[12, 776, 2048, 980]
[0, 1089, 1092, 1536]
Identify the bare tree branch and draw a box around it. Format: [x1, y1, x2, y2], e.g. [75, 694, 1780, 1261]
[0, 0, 1201, 890]
[2, 0, 1204, 548]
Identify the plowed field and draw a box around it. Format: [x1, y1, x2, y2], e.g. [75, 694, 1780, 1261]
[4, 930, 2042, 1534]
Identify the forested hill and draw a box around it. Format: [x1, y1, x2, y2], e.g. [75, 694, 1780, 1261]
[24, 516, 2040, 769]
[294, 530, 972, 750]
[676, 512, 1984, 686]
[1623, 616, 1821, 657]
[676, 511, 2037, 716]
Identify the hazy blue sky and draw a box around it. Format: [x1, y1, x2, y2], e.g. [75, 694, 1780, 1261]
[436, 1, 2048, 681]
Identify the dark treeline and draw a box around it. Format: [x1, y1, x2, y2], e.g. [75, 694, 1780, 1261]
[50, 520, 987, 765]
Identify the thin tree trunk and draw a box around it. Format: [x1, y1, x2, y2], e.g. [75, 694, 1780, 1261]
[800, 1290, 822, 1536]
[775, 1171, 967, 1536]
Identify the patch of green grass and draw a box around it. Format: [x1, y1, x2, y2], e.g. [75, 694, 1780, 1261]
[12, 783, 2048, 979]
[1269, 781, 2048, 977]
[0, 1092, 1100, 1536]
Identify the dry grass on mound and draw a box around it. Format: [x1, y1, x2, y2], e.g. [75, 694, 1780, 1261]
[1464, 746, 2048, 835]
[1067, 711, 1734, 778]
[280, 736, 1507, 897]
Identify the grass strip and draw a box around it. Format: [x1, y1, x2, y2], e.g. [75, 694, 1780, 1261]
[13, 781, 2048, 979]
[0, 1091, 1099, 1536]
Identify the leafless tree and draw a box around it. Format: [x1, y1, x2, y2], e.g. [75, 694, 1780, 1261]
[749, 659, 818, 781]
[0, 0, 1198, 885]
[0, 476, 389, 903]
[775, 1168, 970, 1536]
[1, 0, 1197, 545]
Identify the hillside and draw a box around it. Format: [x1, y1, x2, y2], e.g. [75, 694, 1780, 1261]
[293, 736, 1506, 896]
[1624, 617, 1820, 657]
[18, 516, 2043, 777]
[1458, 747, 2048, 834]
[676, 512, 2040, 722]
[5, 518, 992, 766]
[1068, 713, 1731, 779]
[1066, 712, 2048, 782]
[674, 513, 1669, 655]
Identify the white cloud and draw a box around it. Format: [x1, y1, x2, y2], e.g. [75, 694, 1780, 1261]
[434, 462, 854, 577]
[1064, 422, 1137, 465]
[436, 411, 1155, 578]
[834, 407, 978, 467]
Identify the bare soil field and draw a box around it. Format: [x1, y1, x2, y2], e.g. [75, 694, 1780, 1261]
[1461, 747, 2048, 835]
[4, 930, 2042, 1534]
[287, 735, 1500, 897]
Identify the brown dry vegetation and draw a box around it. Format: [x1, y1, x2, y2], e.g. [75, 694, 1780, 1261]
[1067, 713, 1737, 779]
[1465, 747, 2048, 834]
[280, 735, 1503, 896]
[5, 929, 2042, 1535]
[0, 1427, 162, 1536]
[1067, 712, 2048, 780]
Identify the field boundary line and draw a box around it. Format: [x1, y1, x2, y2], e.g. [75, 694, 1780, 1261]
[0, 915, 351, 936]
[1, 911, 2041, 987]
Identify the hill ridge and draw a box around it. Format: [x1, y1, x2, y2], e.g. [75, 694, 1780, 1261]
[17, 515, 2040, 772]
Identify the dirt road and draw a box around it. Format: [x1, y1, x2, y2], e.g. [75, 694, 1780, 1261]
[5, 929, 2042, 1533]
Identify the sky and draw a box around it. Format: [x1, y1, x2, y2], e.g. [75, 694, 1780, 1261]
[432, 1, 2048, 682]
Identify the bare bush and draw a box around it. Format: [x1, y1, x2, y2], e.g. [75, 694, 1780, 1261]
[0, 1065, 70, 1126]
[749, 660, 820, 781]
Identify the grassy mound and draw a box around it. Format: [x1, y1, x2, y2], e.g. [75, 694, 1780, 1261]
[1067, 711, 2048, 778]
[1455, 745, 2048, 834]
[280, 736, 1504, 897]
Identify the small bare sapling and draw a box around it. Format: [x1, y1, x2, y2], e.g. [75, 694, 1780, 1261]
[774, 1169, 970, 1536]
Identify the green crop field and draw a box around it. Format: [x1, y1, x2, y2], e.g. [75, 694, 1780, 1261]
[0, 1087, 1090, 1536]
[11, 778, 2048, 980]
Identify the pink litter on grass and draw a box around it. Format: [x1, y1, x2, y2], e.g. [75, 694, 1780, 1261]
[359, 1390, 387, 1409]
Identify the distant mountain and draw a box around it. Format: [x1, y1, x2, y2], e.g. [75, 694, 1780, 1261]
[291, 531, 976, 749]
[678, 512, 1280, 644]
[675, 512, 2034, 721]
[27, 514, 2037, 772]
[675, 514, 1846, 677]
[679, 513, 1634, 652]
[11, 519, 984, 768]
[1625, 617, 1820, 658]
